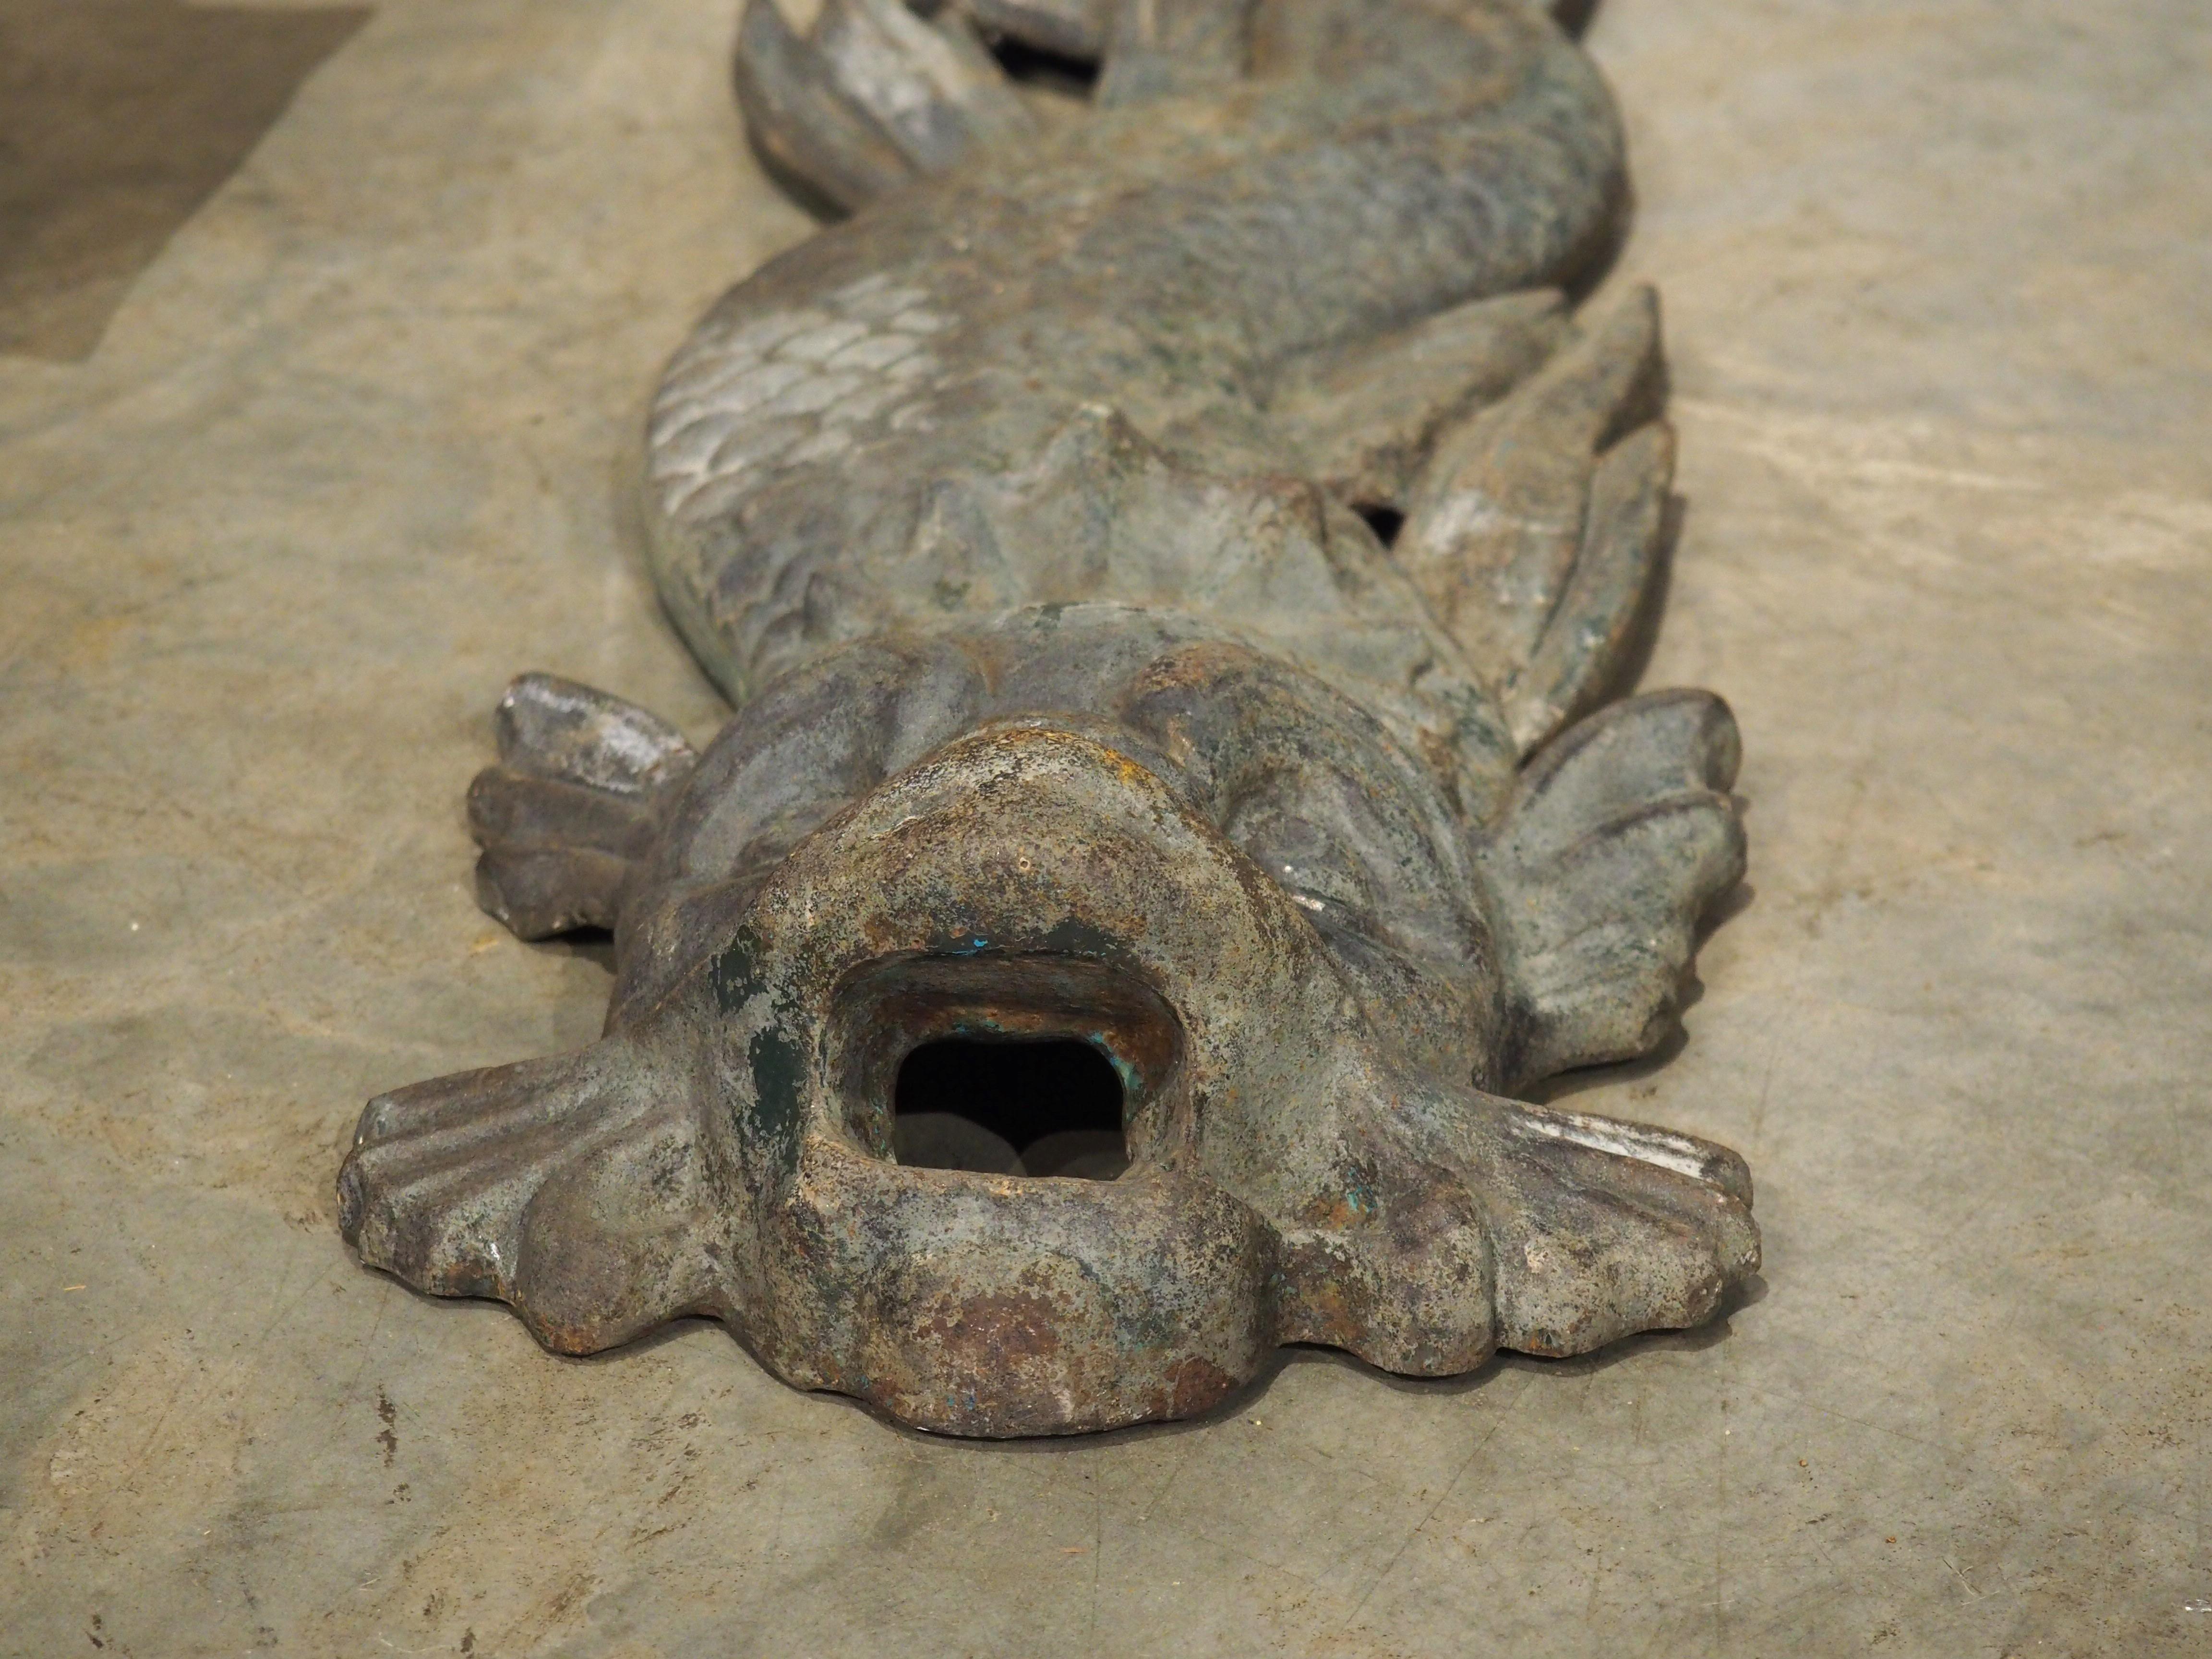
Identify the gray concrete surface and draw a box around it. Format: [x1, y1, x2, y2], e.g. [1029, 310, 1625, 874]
[2, 0, 2207, 1653]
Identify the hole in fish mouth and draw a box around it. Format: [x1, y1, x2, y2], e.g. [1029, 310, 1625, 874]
[893, 1038, 1128, 1180]
[830, 951, 1181, 1178]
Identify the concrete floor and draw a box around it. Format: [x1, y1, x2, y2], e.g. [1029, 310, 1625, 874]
[3, 0, 2208, 1653]
[0, 0, 370, 361]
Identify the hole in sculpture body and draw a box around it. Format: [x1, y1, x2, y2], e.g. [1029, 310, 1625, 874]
[1352, 502, 1405, 548]
[893, 1038, 1129, 1179]
[980, 35, 1102, 96]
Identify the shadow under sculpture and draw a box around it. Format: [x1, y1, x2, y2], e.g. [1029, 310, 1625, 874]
[338, 0, 1762, 1436]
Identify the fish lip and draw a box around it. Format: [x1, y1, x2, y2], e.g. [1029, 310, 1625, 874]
[748, 946, 1275, 1437]
[760, 1136, 1281, 1437]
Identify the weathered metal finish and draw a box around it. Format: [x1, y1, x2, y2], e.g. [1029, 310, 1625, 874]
[339, 0, 1763, 1436]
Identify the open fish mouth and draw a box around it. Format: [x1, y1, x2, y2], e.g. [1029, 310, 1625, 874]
[687, 725, 1332, 1433]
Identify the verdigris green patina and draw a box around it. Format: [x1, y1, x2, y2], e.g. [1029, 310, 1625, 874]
[339, 0, 1761, 1436]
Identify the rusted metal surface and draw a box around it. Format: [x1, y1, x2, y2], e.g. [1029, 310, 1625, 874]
[340, 0, 1762, 1436]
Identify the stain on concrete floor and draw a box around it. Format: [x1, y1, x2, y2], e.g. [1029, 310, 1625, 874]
[0, 0, 2208, 1654]
[0, 0, 369, 361]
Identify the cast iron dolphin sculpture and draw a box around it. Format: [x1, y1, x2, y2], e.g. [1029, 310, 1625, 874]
[340, 0, 1760, 1436]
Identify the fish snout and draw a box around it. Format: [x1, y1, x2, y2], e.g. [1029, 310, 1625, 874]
[707, 725, 1329, 1432]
